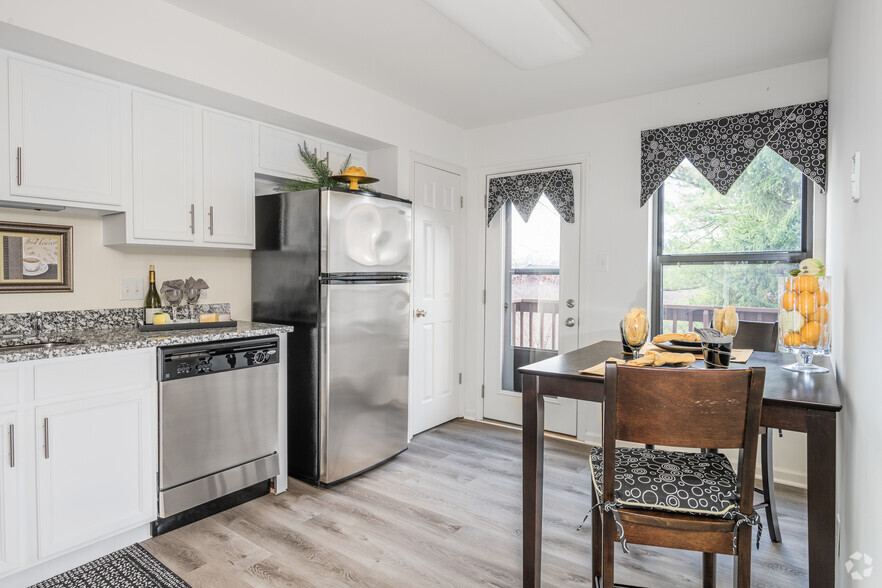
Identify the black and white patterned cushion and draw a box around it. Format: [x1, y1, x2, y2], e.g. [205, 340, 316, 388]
[590, 446, 741, 518]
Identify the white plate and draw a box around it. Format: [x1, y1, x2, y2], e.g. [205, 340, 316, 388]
[23, 260, 49, 276]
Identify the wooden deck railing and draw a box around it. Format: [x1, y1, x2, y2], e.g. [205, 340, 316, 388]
[512, 299, 559, 351]
[664, 304, 778, 332]
[511, 300, 778, 351]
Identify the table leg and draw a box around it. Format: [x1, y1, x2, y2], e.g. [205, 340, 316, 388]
[523, 374, 544, 587]
[806, 410, 836, 587]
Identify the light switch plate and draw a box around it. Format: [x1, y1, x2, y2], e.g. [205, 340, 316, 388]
[120, 277, 144, 301]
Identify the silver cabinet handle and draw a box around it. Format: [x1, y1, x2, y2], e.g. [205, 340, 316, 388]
[189, 204, 195, 234]
[8, 424, 13, 468]
[208, 206, 214, 236]
[43, 417, 49, 459]
[415, 309, 427, 318]
[566, 299, 575, 308]
[565, 317, 575, 327]
[16, 147, 22, 186]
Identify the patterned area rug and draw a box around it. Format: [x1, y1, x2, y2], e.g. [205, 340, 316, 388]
[30, 544, 189, 588]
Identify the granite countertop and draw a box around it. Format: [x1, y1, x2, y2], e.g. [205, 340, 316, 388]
[0, 321, 292, 364]
[0, 306, 292, 364]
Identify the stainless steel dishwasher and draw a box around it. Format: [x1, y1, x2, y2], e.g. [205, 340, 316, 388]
[157, 336, 280, 525]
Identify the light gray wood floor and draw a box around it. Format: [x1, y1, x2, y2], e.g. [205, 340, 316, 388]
[142, 419, 809, 587]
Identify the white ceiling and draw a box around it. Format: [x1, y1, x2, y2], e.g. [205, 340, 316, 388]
[162, 0, 834, 129]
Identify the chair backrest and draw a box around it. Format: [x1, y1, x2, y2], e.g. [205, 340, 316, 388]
[602, 362, 765, 510]
[733, 320, 778, 352]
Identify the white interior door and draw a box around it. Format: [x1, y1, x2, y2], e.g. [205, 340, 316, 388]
[483, 164, 581, 435]
[412, 162, 462, 434]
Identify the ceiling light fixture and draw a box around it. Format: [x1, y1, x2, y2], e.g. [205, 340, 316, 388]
[423, 0, 590, 70]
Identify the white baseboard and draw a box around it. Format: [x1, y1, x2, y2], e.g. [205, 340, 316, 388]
[2, 524, 152, 587]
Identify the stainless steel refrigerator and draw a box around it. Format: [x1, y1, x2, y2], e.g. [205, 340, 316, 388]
[252, 188, 411, 485]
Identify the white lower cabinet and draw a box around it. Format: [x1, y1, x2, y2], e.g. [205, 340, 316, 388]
[0, 349, 157, 583]
[0, 410, 20, 576]
[35, 389, 154, 558]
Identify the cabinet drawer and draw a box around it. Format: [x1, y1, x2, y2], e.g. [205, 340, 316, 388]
[34, 350, 155, 401]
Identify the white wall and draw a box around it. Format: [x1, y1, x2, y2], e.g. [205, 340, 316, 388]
[828, 1, 881, 582]
[0, 0, 466, 318]
[0, 207, 252, 315]
[463, 59, 829, 488]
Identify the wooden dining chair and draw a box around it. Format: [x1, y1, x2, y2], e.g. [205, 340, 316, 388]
[592, 363, 765, 588]
[733, 321, 782, 543]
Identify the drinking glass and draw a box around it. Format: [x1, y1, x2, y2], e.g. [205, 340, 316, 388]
[165, 289, 183, 322]
[620, 318, 648, 357]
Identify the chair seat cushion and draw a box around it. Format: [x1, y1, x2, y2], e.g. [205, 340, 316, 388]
[590, 446, 740, 518]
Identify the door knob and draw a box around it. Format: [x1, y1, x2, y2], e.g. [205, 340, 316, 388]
[566, 299, 575, 308]
[565, 317, 575, 327]
[415, 309, 427, 318]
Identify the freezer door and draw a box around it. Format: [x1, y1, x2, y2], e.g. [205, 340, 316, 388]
[321, 190, 412, 275]
[320, 281, 410, 483]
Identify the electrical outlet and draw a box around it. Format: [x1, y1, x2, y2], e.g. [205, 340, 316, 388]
[120, 277, 144, 301]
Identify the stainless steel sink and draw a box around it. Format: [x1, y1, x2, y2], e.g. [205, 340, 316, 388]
[0, 337, 81, 351]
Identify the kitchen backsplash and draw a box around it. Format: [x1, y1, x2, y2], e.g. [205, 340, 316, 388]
[0, 303, 231, 335]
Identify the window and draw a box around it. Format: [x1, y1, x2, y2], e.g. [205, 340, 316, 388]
[652, 146, 812, 335]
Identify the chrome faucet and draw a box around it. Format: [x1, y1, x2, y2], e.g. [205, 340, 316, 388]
[33, 311, 43, 337]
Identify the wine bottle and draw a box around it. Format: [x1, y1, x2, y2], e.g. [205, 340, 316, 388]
[143, 265, 163, 324]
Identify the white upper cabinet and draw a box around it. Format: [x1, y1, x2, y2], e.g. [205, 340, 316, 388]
[8, 58, 123, 209]
[202, 110, 255, 246]
[321, 141, 367, 174]
[257, 124, 314, 179]
[132, 91, 196, 242]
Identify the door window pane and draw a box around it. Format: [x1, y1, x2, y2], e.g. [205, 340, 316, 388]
[503, 196, 560, 392]
[511, 196, 561, 268]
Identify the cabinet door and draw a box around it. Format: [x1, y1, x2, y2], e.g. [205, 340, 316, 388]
[35, 389, 154, 558]
[258, 124, 315, 179]
[8, 58, 122, 207]
[132, 92, 196, 242]
[0, 411, 19, 575]
[203, 111, 254, 246]
[321, 141, 367, 174]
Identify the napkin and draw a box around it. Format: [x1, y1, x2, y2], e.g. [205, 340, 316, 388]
[638, 342, 667, 355]
[695, 327, 734, 346]
[731, 349, 753, 363]
[627, 351, 696, 367]
[579, 357, 625, 376]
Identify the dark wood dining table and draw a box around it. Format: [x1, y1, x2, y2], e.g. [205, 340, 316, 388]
[519, 340, 841, 587]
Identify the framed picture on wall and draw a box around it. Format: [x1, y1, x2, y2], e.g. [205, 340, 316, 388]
[0, 221, 73, 293]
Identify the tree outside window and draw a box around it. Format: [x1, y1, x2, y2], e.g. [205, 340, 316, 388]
[653, 146, 812, 334]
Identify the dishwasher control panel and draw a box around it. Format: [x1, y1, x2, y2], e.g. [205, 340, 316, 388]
[159, 336, 279, 381]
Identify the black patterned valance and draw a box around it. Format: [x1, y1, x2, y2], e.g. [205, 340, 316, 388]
[640, 100, 828, 206]
[488, 168, 574, 226]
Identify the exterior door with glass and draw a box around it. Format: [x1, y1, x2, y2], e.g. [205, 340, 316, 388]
[483, 164, 581, 435]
